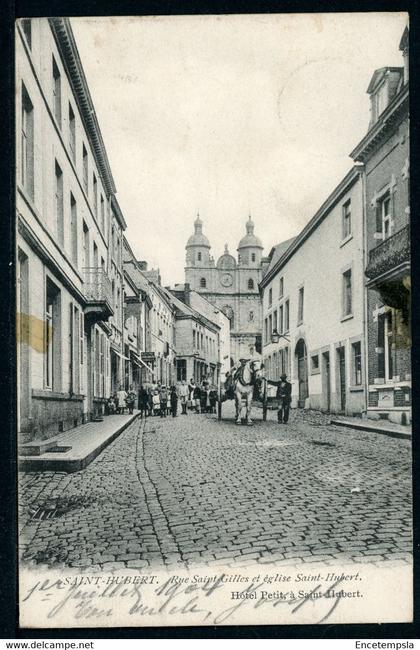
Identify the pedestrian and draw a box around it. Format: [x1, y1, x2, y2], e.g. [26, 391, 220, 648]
[152, 389, 160, 416]
[170, 385, 178, 417]
[178, 380, 189, 415]
[106, 396, 116, 415]
[201, 381, 210, 412]
[147, 388, 154, 417]
[126, 385, 137, 415]
[267, 373, 292, 424]
[116, 385, 128, 414]
[188, 378, 196, 409]
[138, 385, 149, 418]
[166, 388, 171, 416]
[193, 384, 201, 414]
[209, 386, 218, 413]
[160, 385, 167, 418]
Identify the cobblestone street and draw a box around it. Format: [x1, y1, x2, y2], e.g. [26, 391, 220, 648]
[19, 405, 412, 571]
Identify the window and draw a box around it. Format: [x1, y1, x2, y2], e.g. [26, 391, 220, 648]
[45, 279, 61, 390]
[54, 161, 64, 246]
[279, 277, 284, 298]
[248, 278, 254, 290]
[251, 253, 256, 262]
[21, 19, 31, 48]
[311, 354, 320, 373]
[279, 305, 284, 334]
[268, 287, 272, 307]
[21, 84, 34, 199]
[82, 144, 88, 193]
[342, 200, 351, 239]
[248, 310, 254, 322]
[273, 310, 277, 333]
[52, 56, 61, 128]
[298, 287, 304, 324]
[373, 83, 388, 121]
[264, 318, 268, 344]
[93, 172, 98, 216]
[268, 314, 272, 337]
[200, 277, 206, 288]
[93, 241, 98, 269]
[342, 269, 352, 317]
[352, 341, 362, 386]
[193, 329, 196, 348]
[100, 194, 105, 232]
[284, 300, 290, 332]
[377, 311, 393, 382]
[70, 193, 77, 265]
[68, 103, 76, 161]
[197, 252, 202, 262]
[381, 195, 392, 240]
[82, 221, 90, 269]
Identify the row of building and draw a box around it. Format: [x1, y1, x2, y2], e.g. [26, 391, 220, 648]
[259, 26, 410, 424]
[16, 18, 231, 442]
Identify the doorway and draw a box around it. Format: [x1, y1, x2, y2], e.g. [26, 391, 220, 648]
[322, 351, 331, 412]
[337, 346, 346, 412]
[295, 338, 308, 408]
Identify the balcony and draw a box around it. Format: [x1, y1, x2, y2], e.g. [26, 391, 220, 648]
[83, 268, 114, 323]
[365, 225, 410, 286]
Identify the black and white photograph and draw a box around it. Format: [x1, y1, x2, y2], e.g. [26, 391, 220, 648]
[16, 12, 412, 628]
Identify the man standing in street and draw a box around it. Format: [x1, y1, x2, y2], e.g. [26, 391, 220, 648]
[267, 373, 292, 424]
[178, 380, 189, 414]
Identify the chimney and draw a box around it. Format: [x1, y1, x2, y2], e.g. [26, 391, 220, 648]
[184, 283, 191, 306]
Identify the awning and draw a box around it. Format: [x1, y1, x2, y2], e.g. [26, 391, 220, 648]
[131, 351, 155, 375]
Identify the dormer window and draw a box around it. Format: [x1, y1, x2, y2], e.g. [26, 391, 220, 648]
[373, 83, 388, 121]
[197, 252, 202, 262]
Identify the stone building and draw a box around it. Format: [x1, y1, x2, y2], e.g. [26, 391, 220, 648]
[260, 167, 366, 416]
[350, 25, 410, 424]
[16, 18, 126, 441]
[170, 285, 230, 383]
[184, 215, 267, 364]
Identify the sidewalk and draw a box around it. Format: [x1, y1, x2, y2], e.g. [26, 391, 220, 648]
[19, 411, 140, 473]
[330, 415, 411, 440]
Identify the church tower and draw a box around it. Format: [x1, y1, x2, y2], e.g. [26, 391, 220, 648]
[185, 214, 211, 267]
[237, 216, 263, 267]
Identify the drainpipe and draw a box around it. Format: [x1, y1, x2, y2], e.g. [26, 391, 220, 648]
[361, 165, 369, 417]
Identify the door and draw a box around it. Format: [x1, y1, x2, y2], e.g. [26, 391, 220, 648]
[337, 347, 346, 412]
[322, 351, 331, 412]
[295, 339, 308, 408]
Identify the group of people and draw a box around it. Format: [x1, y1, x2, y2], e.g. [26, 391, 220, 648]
[106, 379, 218, 419]
[105, 367, 292, 425]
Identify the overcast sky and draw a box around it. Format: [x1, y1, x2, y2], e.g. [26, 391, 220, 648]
[71, 13, 407, 285]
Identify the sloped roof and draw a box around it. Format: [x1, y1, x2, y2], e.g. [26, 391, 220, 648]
[265, 237, 297, 275]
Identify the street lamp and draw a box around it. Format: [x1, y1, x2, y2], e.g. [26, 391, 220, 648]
[271, 329, 280, 344]
[271, 329, 290, 344]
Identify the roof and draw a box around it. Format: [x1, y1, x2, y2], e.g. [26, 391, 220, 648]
[167, 289, 220, 332]
[366, 67, 403, 94]
[49, 18, 117, 197]
[237, 216, 263, 250]
[186, 214, 211, 248]
[264, 237, 297, 276]
[260, 166, 362, 288]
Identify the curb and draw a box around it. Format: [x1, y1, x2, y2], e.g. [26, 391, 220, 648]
[330, 419, 411, 440]
[19, 413, 141, 473]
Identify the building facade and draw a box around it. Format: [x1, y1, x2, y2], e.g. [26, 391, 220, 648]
[260, 167, 367, 416]
[16, 18, 126, 441]
[184, 215, 266, 365]
[351, 26, 411, 424]
[168, 288, 221, 385]
[123, 237, 154, 387]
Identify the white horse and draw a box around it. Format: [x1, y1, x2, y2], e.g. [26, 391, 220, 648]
[233, 360, 265, 425]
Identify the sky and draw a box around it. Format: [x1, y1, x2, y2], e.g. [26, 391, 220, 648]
[71, 13, 408, 285]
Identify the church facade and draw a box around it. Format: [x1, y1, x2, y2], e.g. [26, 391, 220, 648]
[185, 215, 266, 365]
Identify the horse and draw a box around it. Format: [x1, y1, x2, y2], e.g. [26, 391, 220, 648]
[233, 360, 265, 425]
